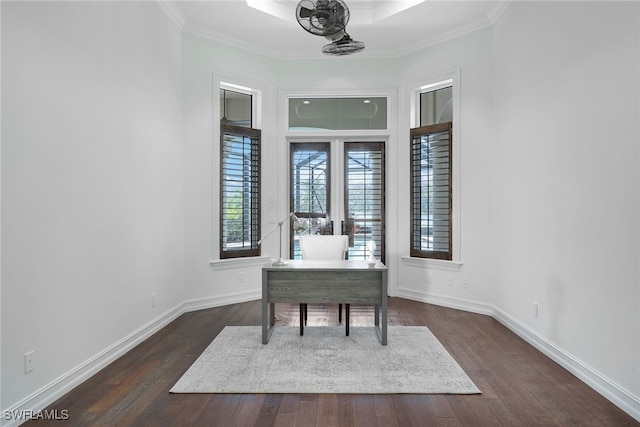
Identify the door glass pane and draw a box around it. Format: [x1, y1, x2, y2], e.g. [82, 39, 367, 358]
[345, 142, 385, 263]
[290, 143, 331, 259]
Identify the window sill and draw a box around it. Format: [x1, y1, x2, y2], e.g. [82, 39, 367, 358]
[210, 256, 271, 270]
[401, 256, 463, 272]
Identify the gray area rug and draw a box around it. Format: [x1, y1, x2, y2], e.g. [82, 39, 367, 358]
[170, 326, 480, 394]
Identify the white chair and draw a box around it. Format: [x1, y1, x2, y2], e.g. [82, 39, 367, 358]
[298, 234, 350, 335]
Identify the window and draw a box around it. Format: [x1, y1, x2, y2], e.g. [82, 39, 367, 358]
[420, 85, 452, 126]
[289, 97, 387, 130]
[220, 86, 261, 259]
[410, 81, 453, 260]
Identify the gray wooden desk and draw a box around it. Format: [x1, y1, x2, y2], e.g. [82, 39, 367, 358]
[262, 260, 388, 345]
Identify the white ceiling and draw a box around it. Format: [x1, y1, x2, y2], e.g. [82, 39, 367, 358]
[163, 0, 512, 59]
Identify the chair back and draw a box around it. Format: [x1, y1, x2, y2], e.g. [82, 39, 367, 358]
[299, 235, 349, 260]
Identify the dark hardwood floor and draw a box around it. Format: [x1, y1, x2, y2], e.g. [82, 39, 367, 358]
[26, 298, 638, 426]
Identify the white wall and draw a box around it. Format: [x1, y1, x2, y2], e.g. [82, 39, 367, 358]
[492, 0, 639, 408]
[1, 0, 184, 412]
[181, 34, 280, 306]
[394, 29, 497, 310]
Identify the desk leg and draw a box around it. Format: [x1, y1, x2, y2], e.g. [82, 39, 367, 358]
[262, 269, 273, 344]
[299, 304, 304, 335]
[375, 304, 380, 326]
[345, 304, 350, 336]
[262, 303, 268, 344]
[381, 270, 387, 345]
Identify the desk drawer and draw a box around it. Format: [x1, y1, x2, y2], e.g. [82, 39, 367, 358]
[267, 270, 382, 303]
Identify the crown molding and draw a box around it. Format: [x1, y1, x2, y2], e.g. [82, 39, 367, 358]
[387, 15, 495, 59]
[486, 0, 513, 25]
[182, 21, 323, 60]
[156, 0, 186, 30]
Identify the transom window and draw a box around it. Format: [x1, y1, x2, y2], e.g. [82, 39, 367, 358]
[289, 97, 387, 131]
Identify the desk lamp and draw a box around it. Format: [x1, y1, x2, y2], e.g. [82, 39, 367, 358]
[258, 213, 307, 266]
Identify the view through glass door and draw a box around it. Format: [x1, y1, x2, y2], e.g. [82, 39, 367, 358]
[290, 141, 385, 263]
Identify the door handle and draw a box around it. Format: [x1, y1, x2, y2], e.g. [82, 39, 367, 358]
[342, 219, 355, 247]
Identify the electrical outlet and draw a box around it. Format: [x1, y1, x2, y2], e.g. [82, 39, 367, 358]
[151, 293, 157, 308]
[447, 276, 454, 286]
[24, 351, 34, 373]
[426, 272, 433, 283]
[533, 302, 539, 318]
[462, 279, 469, 289]
[238, 272, 245, 283]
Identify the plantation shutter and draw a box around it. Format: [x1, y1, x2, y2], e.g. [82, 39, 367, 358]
[220, 123, 261, 258]
[410, 122, 452, 260]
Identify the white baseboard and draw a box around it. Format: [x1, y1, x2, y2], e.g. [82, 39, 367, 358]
[1, 303, 184, 427]
[396, 287, 495, 316]
[397, 286, 640, 422]
[182, 289, 261, 313]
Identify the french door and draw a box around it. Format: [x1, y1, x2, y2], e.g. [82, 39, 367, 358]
[289, 140, 385, 263]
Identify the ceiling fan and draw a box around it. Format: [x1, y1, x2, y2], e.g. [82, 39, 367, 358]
[295, 0, 365, 56]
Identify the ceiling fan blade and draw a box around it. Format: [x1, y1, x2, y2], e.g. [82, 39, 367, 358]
[299, 7, 314, 19]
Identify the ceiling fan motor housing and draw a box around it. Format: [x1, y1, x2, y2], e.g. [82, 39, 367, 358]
[296, 0, 350, 37]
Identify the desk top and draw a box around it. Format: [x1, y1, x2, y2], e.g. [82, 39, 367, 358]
[262, 259, 387, 272]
